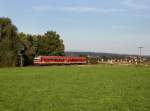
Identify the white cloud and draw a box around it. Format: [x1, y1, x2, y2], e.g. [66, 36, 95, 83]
[32, 6, 122, 14]
[122, 0, 150, 9]
[32, 1, 150, 15]
[60, 7, 122, 13]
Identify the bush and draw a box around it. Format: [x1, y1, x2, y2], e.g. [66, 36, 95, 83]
[88, 57, 98, 64]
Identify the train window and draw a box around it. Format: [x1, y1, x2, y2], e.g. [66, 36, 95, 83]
[43, 58, 65, 62]
[48, 58, 54, 61]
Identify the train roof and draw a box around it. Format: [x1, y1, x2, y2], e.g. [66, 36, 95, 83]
[35, 56, 86, 59]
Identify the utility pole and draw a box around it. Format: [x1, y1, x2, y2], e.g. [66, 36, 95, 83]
[138, 47, 144, 63]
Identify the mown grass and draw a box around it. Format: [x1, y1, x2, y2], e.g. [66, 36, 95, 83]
[0, 65, 150, 111]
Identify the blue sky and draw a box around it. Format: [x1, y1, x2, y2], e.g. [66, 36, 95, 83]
[0, 0, 150, 55]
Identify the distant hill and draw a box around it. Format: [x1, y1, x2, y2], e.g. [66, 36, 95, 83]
[65, 51, 150, 59]
[66, 51, 130, 58]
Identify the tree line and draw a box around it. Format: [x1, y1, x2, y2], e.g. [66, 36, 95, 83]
[0, 17, 65, 67]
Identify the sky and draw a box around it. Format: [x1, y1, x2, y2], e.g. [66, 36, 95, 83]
[0, 0, 150, 55]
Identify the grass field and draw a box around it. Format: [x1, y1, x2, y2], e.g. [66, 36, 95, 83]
[0, 65, 150, 111]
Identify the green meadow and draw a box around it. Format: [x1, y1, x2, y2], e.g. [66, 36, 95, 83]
[0, 65, 150, 111]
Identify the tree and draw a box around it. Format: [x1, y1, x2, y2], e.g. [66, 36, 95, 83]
[0, 17, 65, 67]
[88, 57, 98, 64]
[36, 31, 65, 56]
[18, 31, 65, 65]
[18, 32, 37, 66]
[0, 17, 20, 67]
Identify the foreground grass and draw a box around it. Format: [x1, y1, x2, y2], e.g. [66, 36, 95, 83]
[0, 65, 150, 111]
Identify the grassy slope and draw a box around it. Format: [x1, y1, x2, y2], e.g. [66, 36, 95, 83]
[0, 65, 150, 111]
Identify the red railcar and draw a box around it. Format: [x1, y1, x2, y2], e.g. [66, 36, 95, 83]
[33, 56, 87, 65]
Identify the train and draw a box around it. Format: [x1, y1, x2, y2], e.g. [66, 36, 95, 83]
[33, 56, 87, 65]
